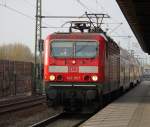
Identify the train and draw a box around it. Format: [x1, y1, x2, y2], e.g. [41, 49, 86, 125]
[43, 17, 142, 111]
[143, 65, 150, 80]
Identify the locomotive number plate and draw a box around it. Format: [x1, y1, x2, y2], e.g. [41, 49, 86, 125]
[68, 66, 78, 72]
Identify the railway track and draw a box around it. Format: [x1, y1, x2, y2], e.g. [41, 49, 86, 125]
[29, 88, 127, 127]
[0, 95, 46, 114]
[30, 112, 93, 127]
[29, 86, 130, 127]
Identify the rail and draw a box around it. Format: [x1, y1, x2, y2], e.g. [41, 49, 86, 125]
[30, 112, 92, 127]
[0, 95, 46, 114]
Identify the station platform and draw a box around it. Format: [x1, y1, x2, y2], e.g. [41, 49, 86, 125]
[80, 81, 150, 127]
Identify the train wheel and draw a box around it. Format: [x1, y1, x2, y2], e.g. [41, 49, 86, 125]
[119, 87, 124, 95]
[130, 82, 134, 88]
[107, 92, 112, 104]
[64, 99, 82, 112]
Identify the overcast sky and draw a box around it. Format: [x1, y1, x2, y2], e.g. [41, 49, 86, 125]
[0, 0, 149, 62]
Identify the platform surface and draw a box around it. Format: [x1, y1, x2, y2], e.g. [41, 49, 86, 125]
[80, 81, 150, 127]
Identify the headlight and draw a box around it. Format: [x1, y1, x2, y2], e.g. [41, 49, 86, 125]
[50, 75, 55, 81]
[92, 75, 98, 81]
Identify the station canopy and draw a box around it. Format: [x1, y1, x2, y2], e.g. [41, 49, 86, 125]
[116, 0, 150, 54]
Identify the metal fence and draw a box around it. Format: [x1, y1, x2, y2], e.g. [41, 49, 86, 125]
[0, 60, 34, 98]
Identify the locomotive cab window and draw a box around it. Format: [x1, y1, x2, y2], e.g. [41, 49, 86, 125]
[75, 42, 98, 58]
[51, 42, 74, 57]
[50, 41, 98, 58]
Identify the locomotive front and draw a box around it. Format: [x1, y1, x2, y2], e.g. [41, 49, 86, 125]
[44, 33, 105, 108]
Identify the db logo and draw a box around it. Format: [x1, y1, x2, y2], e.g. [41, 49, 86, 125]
[68, 66, 78, 72]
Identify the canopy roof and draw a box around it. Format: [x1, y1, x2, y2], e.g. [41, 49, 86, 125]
[116, 0, 150, 54]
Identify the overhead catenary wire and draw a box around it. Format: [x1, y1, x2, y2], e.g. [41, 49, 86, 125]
[74, 0, 125, 38]
[108, 22, 123, 34]
[94, 0, 128, 36]
[0, 1, 55, 28]
[22, 0, 64, 29]
[0, 1, 77, 29]
[41, 26, 69, 29]
[41, 22, 124, 29]
[23, 0, 35, 8]
[20, 0, 114, 33]
[95, 0, 109, 15]
[1, 0, 131, 39]
[0, 1, 81, 30]
[1, 0, 132, 39]
[41, 14, 109, 19]
[23, 0, 53, 16]
[0, 2, 34, 20]
[75, 0, 93, 13]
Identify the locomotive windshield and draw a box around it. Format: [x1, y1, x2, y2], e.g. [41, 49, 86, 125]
[51, 41, 98, 58]
[51, 42, 74, 57]
[75, 42, 97, 57]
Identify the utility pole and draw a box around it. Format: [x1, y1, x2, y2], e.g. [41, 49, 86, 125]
[35, 0, 42, 93]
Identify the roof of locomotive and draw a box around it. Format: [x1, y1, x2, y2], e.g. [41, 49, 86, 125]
[48, 32, 107, 39]
[47, 32, 119, 48]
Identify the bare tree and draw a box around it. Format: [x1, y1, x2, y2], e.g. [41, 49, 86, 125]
[0, 43, 34, 62]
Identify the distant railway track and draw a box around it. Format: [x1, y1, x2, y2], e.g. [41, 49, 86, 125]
[30, 112, 93, 127]
[0, 95, 46, 114]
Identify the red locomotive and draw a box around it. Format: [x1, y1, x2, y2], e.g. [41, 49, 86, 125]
[43, 14, 142, 111]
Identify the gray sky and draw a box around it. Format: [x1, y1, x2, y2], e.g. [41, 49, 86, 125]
[0, 0, 149, 63]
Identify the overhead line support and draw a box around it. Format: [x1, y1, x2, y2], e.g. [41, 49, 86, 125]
[35, 0, 42, 93]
